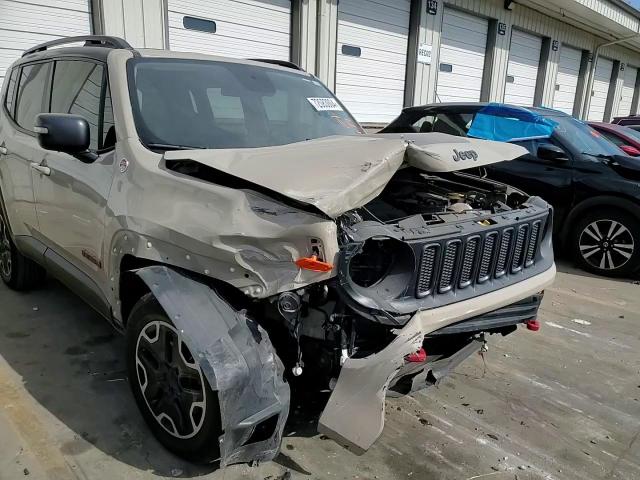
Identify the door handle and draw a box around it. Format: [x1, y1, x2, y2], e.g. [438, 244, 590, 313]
[0, 146, 7, 155]
[30, 162, 51, 176]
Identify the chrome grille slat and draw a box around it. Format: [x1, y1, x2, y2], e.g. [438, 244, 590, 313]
[414, 216, 547, 299]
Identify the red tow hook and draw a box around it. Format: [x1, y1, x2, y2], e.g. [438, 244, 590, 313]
[526, 319, 541, 331]
[405, 348, 427, 363]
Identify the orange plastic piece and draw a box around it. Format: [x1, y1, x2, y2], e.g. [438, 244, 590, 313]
[295, 255, 333, 272]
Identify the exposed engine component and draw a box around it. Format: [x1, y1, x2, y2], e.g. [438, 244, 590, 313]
[357, 167, 525, 224]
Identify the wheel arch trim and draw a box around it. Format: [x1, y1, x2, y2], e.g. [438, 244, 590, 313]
[134, 265, 290, 467]
[561, 195, 640, 241]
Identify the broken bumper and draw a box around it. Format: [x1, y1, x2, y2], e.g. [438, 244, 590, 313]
[318, 264, 556, 452]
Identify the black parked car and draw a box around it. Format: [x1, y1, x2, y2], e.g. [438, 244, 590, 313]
[381, 103, 640, 277]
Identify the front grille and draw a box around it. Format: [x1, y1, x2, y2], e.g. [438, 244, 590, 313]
[416, 216, 546, 299]
[439, 241, 460, 293]
[416, 245, 438, 295]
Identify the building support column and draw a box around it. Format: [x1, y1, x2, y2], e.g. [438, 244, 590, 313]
[631, 69, 640, 115]
[292, 0, 318, 73]
[573, 50, 591, 118]
[412, 0, 443, 105]
[315, 0, 338, 90]
[92, 0, 166, 48]
[604, 60, 621, 122]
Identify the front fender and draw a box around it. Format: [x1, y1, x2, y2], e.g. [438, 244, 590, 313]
[135, 265, 290, 466]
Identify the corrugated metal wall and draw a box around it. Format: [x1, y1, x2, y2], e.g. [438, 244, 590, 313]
[89, 0, 640, 123]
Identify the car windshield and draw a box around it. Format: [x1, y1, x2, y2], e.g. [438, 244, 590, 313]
[620, 126, 640, 143]
[551, 115, 621, 157]
[127, 58, 363, 150]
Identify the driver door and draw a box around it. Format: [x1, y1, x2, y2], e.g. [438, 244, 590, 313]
[32, 59, 116, 289]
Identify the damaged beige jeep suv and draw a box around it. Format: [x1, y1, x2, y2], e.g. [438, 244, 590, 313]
[0, 36, 555, 465]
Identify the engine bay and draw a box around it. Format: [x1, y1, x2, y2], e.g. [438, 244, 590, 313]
[356, 166, 529, 225]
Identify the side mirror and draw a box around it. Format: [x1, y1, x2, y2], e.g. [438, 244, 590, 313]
[620, 145, 640, 157]
[537, 143, 568, 161]
[35, 113, 97, 163]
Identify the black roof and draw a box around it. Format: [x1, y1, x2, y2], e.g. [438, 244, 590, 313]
[402, 102, 571, 118]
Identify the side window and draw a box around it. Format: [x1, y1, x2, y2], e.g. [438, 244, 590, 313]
[4, 68, 18, 117]
[102, 82, 115, 150]
[50, 61, 104, 151]
[412, 114, 436, 133]
[432, 112, 475, 136]
[599, 130, 624, 147]
[15, 62, 52, 131]
[512, 139, 536, 155]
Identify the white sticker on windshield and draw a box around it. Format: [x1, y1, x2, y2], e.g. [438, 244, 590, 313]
[307, 97, 344, 112]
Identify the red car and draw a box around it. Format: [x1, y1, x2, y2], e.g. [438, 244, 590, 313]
[588, 122, 640, 156]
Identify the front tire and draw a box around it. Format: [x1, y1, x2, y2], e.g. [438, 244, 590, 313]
[571, 209, 640, 277]
[126, 294, 223, 463]
[0, 212, 46, 290]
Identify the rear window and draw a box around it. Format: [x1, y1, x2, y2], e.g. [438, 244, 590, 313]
[4, 68, 18, 117]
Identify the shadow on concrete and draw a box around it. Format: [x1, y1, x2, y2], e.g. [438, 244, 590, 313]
[0, 279, 326, 478]
[554, 258, 640, 284]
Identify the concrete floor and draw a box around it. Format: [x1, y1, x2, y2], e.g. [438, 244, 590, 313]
[0, 263, 639, 480]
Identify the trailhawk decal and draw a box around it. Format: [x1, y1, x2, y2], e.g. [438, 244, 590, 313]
[307, 97, 344, 112]
[452, 149, 479, 162]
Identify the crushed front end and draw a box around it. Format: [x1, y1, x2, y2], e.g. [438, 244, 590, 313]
[261, 166, 555, 452]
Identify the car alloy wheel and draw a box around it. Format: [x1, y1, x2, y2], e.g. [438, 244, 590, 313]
[578, 219, 635, 271]
[135, 320, 207, 439]
[0, 215, 12, 280]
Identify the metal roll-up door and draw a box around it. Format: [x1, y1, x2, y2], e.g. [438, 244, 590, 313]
[436, 7, 488, 103]
[167, 0, 291, 60]
[0, 0, 92, 89]
[504, 29, 543, 106]
[617, 65, 638, 117]
[335, 0, 411, 124]
[553, 45, 582, 115]
[587, 57, 614, 121]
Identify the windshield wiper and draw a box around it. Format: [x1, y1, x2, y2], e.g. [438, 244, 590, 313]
[146, 143, 205, 151]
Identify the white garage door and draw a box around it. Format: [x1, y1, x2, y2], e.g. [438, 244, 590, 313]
[504, 30, 543, 106]
[0, 0, 91, 89]
[553, 45, 582, 115]
[335, 0, 410, 124]
[617, 65, 638, 117]
[167, 0, 291, 60]
[587, 57, 614, 121]
[436, 8, 488, 103]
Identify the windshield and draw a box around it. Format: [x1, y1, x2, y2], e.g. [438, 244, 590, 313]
[552, 116, 621, 157]
[127, 58, 363, 150]
[620, 126, 640, 143]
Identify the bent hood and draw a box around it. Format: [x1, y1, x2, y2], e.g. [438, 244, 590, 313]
[163, 134, 527, 218]
[378, 132, 528, 172]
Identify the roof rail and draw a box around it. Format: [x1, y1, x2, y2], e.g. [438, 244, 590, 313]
[249, 58, 304, 71]
[23, 35, 133, 57]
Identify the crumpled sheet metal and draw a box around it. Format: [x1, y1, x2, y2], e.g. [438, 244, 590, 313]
[376, 132, 528, 172]
[135, 266, 290, 466]
[319, 265, 556, 452]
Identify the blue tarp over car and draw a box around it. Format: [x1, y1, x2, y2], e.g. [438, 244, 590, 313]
[467, 103, 558, 142]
